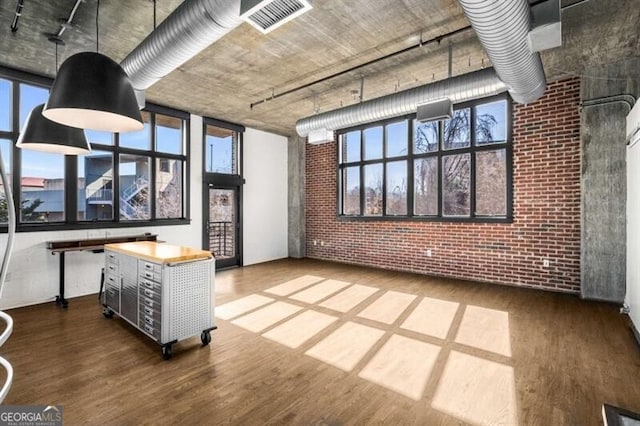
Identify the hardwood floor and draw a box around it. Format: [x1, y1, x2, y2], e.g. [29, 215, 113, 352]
[2, 258, 639, 425]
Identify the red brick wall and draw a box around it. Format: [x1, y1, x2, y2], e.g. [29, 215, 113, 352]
[305, 78, 581, 292]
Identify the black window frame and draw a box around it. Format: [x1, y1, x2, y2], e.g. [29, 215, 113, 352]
[336, 94, 513, 223]
[0, 65, 191, 233]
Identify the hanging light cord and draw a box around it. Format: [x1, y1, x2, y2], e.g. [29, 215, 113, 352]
[96, 0, 100, 53]
[154, 0, 157, 29]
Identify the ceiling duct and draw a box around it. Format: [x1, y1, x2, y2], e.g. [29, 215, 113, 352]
[240, 0, 313, 34]
[528, 0, 562, 52]
[457, 0, 547, 104]
[416, 98, 453, 123]
[296, 67, 507, 138]
[120, 0, 244, 91]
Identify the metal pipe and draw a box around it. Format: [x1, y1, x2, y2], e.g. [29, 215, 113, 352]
[120, 0, 243, 91]
[56, 0, 84, 38]
[295, 67, 507, 137]
[457, 0, 546, 104]
[10, 0, 25, 33]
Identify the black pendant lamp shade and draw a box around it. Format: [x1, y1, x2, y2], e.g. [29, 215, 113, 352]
[17, 104, 91, 155]
[43, 52, 144, 133]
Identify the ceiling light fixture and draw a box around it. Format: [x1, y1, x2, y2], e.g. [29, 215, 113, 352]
[18, 37, 91, 155]
[17, 104, 90, 155]
[42, 0, 143, 133]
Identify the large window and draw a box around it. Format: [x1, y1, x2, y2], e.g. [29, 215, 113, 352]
[0, 68, 189, 230]
[338, 96, 511, 221]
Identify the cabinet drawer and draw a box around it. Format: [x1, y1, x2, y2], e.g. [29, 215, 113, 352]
[139, 269, 161, 283]
[104, 273, 118, 288]
[139, 260, 161, 274]
[139, 277, 160, 292]
[139, 286, 162, 303]
[106, 252, 119, 265]
[105, 262, 119, 275]
[140, 321, 160, 341]
[139, 302, 162, 322]
[104, 286, 120, 312]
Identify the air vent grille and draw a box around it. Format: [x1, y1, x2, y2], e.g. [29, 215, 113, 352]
[240, 0, 312, 34]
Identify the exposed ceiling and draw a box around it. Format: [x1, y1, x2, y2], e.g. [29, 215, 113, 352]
[0, 0, 638, 137]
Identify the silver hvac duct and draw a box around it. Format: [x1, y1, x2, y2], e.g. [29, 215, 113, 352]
[120, 0, 243, 91]
[457, 0, 546, 104]
[295, 67, 507, 137]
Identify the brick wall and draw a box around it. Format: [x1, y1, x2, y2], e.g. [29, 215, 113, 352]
[305, 78, 581, 292]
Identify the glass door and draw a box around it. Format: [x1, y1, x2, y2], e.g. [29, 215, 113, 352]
[205, 185, 240, 269]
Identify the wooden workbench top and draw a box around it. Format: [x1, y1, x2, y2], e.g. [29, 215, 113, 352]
[105, 241, 213, 264]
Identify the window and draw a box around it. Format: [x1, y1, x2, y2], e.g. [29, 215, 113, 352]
[338, 95, 511, 221]
[205, 124, 238, 174]
[0, 67, 190, 231]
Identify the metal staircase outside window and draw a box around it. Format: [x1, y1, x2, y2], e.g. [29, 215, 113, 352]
[120, 177, 149, 220]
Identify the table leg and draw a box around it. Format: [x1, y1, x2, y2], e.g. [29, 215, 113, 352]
[55, 252, 68, 309]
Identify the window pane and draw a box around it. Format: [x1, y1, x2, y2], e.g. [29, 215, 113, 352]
[476, 149, 507, 216]
[85, 130, 113, 146]
[119, 111, 151, 150]
[341, 131, 361, 163]
[443, 153, 470, 216]
[386, 161, 407, 215]
[79, 151, 113, 221]
[443, 108, 470, 150]
[364, 126, 383, 160]
[156, 159, 183, 219]
[205, 125, 237, 174]
[119, 154, 150, 220]
[156, 114, 183, 154]
[21, 151, 64, 223]
[0, 79, 10, 131]
[476, 100, 507, 145]
[386, 121, 408, 158]
[414, 157, 438, 216]
[0, 139, 12, 224]
[19, 84, 49, 130]
[414, 120, 438, 154]
[342, 166, 360, 215]
[364, 163, 382, 216]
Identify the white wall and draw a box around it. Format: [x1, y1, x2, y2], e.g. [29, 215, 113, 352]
[0, 115, 289, 309]
[242, 128, 288, 266]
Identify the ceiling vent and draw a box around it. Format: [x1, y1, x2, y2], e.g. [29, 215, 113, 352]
[240, 0, 312, 34]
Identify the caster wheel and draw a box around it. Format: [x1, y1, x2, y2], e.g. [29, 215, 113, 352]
[201, 331, 211, 346]
[162, 345, 173, 360]
[102, 309, 115, 319]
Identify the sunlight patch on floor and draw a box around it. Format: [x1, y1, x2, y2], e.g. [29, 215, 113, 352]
[358, 335, 440, 400]
[215, 294, 275, 320]
[319, 284, 379, 313]
[401, 296, 460, 339]
[357, 290, 417, 324]
[262, 310, 338, 349]
[289, 279, 352, 304]
[231, 301, 303, 333]
[432, 351, 518, 426]
[264, 275, 325, 296]
[455, 305, 512, 357]
[305, 322, 385, 372]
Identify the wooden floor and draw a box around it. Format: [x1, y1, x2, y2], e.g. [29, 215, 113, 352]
[2, 258, 640, 425]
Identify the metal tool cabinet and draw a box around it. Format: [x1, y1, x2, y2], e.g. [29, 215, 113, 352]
[102, 242, 215, 359]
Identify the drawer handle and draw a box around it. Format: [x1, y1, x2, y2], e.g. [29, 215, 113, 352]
[144, 271, 153, 279]
[144, 324, 154, 334]
[144, 306, 153, 316]
[144, 316, 154, 326]
[144, 263, 153, 270]
[144, 299, 154, 308]
[144, 280, 154, 289]
[107, 276, 115, 284]
[108, 254, 116, 260]
[108, 265, 116, 271]
[144, 289, 154, 298]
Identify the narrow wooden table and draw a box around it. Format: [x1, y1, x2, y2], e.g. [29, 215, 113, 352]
[46, 234, 158, 308]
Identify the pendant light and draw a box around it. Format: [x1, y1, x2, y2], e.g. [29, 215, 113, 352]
[17, 37, 91, 155]
[42, 0, 143, 133]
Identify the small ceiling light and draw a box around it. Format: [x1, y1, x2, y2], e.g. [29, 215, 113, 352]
[17, 104, 91, 155]
[43, 52, 143, 133]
